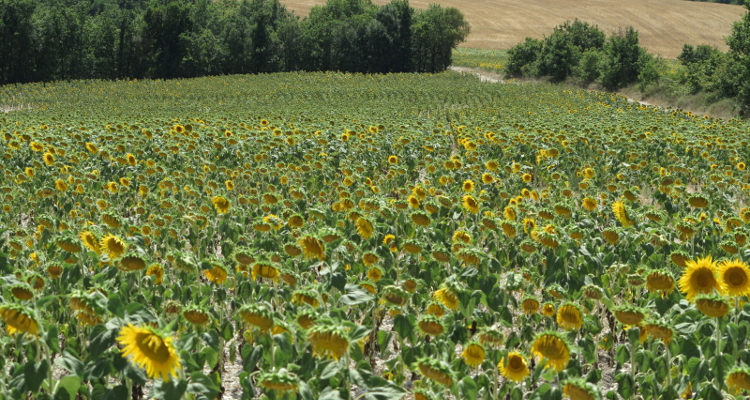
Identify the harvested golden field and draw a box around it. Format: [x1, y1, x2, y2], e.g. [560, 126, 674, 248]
[282, 0, 746, 58]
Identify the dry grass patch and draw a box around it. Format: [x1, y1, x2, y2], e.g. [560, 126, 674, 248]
[281, 0, 745, 58]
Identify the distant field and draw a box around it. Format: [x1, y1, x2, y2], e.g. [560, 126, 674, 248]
[281, 0, 746, 58]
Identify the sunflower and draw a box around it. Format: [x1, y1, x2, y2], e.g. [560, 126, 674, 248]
[563, 378, 600, 400]
[355, 217, 375, 239]
[117, 324, 181, 381]
[541, 302, 556, 318]
[556, 303, 583, 331]
[499, 352, 530, 382]
[602, 228, 619, 245]
[204, 264, 229, 284]
[43, 152, 55, 165]
[433, 287, 459, 310]
[46, 264, 63, 279]
[259, 369, 299, 393]
[146, 264, 164, 284]
[388, 155, 399, 164]
[718, 259, 750, 297]
[118, 254, 147, 272]
[531, 332, 571, 372]
[100, 234, 126, 259]
[501, 221, 518, 238]
[298, 235, 326, 261]
[613, 306, 647, 326]
[679, 256, 720, 300]
[252, 262, 279, 282]
[695, 294, 730, 318]
[521, 297, 540, 315]
[80, 231, 100, 254]
[462, 194, 480, 214]
[11, 284, 34, 301]
[645, 270, 675, 296]
[418, 315, 445, 336]
[688, 194, 709, 208]
[211, 196, 231, 214]
[239, 303, 275, 332]
[0, 304, 39, 336]
[462, 180, 475, 192]
[612, 201, 634, 228]
[727, 367, 750, 392]
[645, 321, 673, 344]
[462, 342, 485, 368]
[367, 267, 383, 282]
[411, 212, 431, 226]
[183, 307, 211, 325]
[670, 251, 689, 268]
[417, 358, 453, 386]
[362, 252, 379, 267]
[307, 321, 350, 361]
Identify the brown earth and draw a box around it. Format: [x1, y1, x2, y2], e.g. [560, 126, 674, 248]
[281, 0, 746, 58]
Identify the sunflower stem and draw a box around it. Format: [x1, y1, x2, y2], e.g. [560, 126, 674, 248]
[630, 339, 637, 400]
[494, 355, 500, 400]
[715, 317, 723, 389]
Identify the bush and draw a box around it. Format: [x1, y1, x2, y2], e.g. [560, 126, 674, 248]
[599, 27, 647, 90]
[506, 38, 543, 77]
[573, 49, 603, 83]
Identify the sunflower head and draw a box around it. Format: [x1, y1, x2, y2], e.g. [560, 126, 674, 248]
[118, 253, 148, 272]
[382, 285, 409, 306]
[645, 320, 674, 344]
[613, 305, 647, 326]
[718, 259, 750, 297]
[239, 303, 275, 332]
[298, 234, 326, 261]
[679, 256, 720, 301]
[688, 194, 709, 208]
[417, 315, 445, 336]
[563, 378, 601, 400]
[531, 332, 572, 372]
[100, 234, 127, 259]
[258, 368, 299, 392]
[499, 351, 530, 382]
[727, 366, 750, 392]
[0, 304, 39, 336]
[695, 294, 731, 318]
[307, 320, 350, 361]
[211, 196, 231, 214]
[556, 302, 584, 331]
[462, 194, 480, 214]
[462, 342, 485, 368]
[183, 306, 211, 326]
[416, 357, 453, 386]
[670, 250, 690, 268]
[645, 269, 675, 296]
[56, 234, 83, 253]
[541, 302, 556, 318]
[117, 324, 181, 381]
[521, 296, 540, 315]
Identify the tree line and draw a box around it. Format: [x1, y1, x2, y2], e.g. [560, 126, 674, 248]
[0, 0, 470, 85]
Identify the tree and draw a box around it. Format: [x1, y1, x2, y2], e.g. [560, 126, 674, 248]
[598, 26, 646, 90]
[411, 4, 469, 73]
[506, 37, 542, 77]
[726, 2, 750, 115]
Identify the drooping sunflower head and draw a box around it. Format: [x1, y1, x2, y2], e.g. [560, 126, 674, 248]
[183, 306, 211, 326]
[688, 194, 709, 208]
[56, 233, 82, 253]
[117, 324, 181, 381]
[581, 284, 604, 300]
[718, 259, 750, 297]
[679, 256, 720, 301]
[10, 283, 34, 301]
[613, 305, 647, 326]
[101, 212, 122, 228]
[232, 248, 256, 266]
[727, 366, 750, 392]
[146, 263, 164, 284]
[417, 315, 445, 336]
[645, 269, 675, 296]
[695, 294, 731, 318]
[416, 357, 453, 386]
[462, 342, 486, 368]
[612, 201, 634, 228]
[0, 304, 39, 336]
[382, 285, 409, 307]
[641, 321, 674, 345]
[499, 351, 530, 382]
[541, 302, 556, 318]
[79, 230, 101, 254]
[521, 296, 540, 315]
[203, 263, 229, 284]
[476, 325, 504, 347]
[531, 332, 572, 372]
[293, 289, 321, 307]
[118, 253, 148, 272]
[307, 320, 350, 361]
[258, 368, 299, 393]
[556, 302, 584, 331]
[670, 250, 690, 268]
[410, 211, 431, 227]
[563, 378, 601, 400]
[239, 303, 275, 332]
[433, 281, 461, 311]
[298, 235, 326, 261]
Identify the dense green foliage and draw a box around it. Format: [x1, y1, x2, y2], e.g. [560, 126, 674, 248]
[0, 0, 469, 85]
[684, 0, 743, 5]
[505, 21, 653, 89]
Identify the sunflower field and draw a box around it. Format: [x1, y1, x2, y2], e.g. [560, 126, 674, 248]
[3, 71, 750, 400]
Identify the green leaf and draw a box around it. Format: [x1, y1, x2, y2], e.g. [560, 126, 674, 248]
[393, 314, 414, 342]
[45, 323, 61, 353]
[615, 373, 634, 399]
[90, 384, 127, 400]
[339, 283, 375, 306]
[24, 359, 49, 393]
[699, 383, 723, 400]
[459, 376, 478, 400]
[89, 325, 116, 358]
[162, 378, 188, 400]
[107, 293, 124, 318]
[320, 360, 343, 379]
[242, 344, 263, 372]
[54, 376, 81, 400]
[187, 372, 221, 399]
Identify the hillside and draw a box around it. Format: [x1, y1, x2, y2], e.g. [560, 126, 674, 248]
[282, 0, 746, 58]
